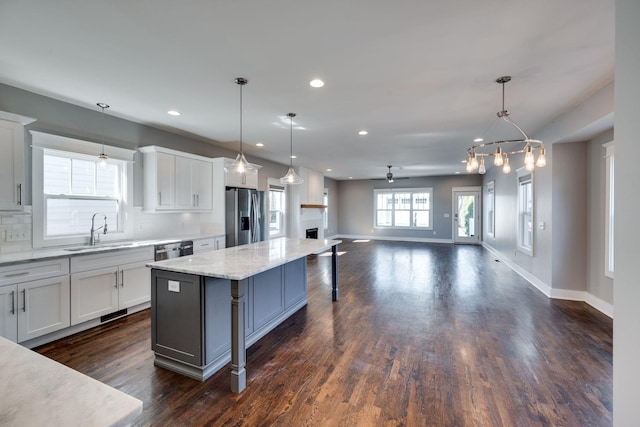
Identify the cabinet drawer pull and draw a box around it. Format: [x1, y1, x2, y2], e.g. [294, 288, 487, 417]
[10, 290, 15, 315]
[21, 289, 26, 312]
[5, 271, 29, 278]
[17, 184, 22, 206]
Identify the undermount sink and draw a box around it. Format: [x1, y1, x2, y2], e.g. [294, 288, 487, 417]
[63, 243, 139, 252]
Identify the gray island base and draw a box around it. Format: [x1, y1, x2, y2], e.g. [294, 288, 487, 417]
[147, 237, 341, 393]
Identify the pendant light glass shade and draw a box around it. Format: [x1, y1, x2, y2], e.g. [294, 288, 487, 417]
[280, 112, 303, 185]
[226, 77, 257, 175]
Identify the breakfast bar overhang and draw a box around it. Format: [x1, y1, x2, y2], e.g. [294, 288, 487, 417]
[147, 237, 341, 393]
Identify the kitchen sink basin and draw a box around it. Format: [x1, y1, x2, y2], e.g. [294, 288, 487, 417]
[63, 243, 139, 252]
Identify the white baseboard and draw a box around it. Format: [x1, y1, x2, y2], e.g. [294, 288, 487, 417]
[336, 234, 453, 244]
[482, 242, 612, 319]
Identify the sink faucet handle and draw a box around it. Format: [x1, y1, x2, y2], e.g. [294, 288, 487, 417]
[103, 217, 108, 234]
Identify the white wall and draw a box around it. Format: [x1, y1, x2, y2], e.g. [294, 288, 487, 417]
[613, 0, 640, 424]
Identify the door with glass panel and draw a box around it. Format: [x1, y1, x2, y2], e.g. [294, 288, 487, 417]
[453, 190, 481, 244]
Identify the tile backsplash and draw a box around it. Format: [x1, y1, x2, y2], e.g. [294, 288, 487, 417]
[0, 207, 32, 253]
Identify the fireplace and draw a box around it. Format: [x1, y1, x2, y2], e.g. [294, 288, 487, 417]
[306, 227, 319, 239]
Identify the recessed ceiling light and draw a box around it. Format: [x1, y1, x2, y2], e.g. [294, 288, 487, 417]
[256, 142, 264, 147]
[290, 155, 297, 159]
[358, 130, 368, 135]
[309, 79, 325, 88]
[349, 176, 353, 179]
[167, 110, 181, 116]
[473, 137, 483, 142]
[326, 168, 332, 172]
[455, 171, 461, 174]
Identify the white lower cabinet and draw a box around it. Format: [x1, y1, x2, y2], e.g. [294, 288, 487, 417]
[70, 247, 153, 326]
[0, 258, 70, 343]
[193, 235, 226, 253]
[18, 276, 71, 342]
[0, 284, 18, 342]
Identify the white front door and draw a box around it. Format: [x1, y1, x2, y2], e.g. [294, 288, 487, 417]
[453, 190, 481, 244]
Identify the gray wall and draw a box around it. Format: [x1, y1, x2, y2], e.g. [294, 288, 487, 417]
[587, 130, 614, 304]
[336, 174, 482, 240]
[552, 142, 588, 292]
[614, 0, 640, 423]
[0, 83, 289, 205]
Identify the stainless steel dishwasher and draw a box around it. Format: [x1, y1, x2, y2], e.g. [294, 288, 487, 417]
[154, 240, 194, 261]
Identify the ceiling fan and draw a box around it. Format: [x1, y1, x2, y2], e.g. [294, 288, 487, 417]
[372, 165, 409, 183]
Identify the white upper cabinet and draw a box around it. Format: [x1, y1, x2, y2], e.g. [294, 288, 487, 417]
[140, 146, 213, 212]
[0, 119, 27, 210]
[176, 156, 213, 210]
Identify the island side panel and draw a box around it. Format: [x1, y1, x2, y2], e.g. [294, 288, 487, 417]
[151, 269, 204, 366]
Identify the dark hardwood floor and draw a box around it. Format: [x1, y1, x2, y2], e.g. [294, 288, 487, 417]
[35, 240, 612, 426]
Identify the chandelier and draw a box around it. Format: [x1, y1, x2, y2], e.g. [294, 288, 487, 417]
[465, 76, 546, 174]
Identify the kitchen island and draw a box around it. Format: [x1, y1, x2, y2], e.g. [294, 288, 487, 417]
[147, 237, 341, 393]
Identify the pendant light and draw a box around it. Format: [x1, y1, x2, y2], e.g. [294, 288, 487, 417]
[226, 77, 257, 175]
[96, 102, 109, 167]
[465, 76, 545, 174]
[279, 112, 303, 185]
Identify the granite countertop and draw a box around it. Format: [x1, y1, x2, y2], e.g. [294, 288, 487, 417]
[0, 336, 142, 426]
[0, 234, 223, 266]
[147, 237, 342, 280]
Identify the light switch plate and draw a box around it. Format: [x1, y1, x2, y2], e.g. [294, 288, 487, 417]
[168, 280, 180, 292]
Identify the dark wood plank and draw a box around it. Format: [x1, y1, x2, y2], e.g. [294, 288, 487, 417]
[35, 241, 612, 426]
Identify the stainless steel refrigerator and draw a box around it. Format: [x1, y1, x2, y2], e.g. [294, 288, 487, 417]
[225, 188, 267, 247]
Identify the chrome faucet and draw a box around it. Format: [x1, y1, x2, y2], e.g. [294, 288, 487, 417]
[89, 212, 108, 245]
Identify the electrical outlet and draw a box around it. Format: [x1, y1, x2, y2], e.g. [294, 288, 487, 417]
[6, 231, 28, 242]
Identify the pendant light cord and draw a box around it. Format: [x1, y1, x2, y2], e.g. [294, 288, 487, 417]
[239, 83, 243, 154]
[289, 114, 293, 167]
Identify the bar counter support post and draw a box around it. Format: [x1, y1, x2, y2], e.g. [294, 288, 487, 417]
[231, 279, 247, 393]
[332, 244, 339, 301]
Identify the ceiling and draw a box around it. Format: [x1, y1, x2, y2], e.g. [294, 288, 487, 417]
[0, 0, 614, 180]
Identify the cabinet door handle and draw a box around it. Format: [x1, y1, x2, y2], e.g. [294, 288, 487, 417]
[17, 184, 22, 206]
[193, 194, 196, 207]
[21, 289, 26, 312]
[241, 172, 246, 185]
[114, 271, 119, 289]
[5, 271, 29, 278]
[120, 270, 124, 287]
[197, 194, 199, 207]
[10, 290, 15, 315]
[158, 192, 162, 206]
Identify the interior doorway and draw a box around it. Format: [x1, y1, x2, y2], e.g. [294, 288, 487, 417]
[452, 188, 481, 244]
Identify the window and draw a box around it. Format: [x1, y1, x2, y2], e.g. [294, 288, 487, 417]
[268, 181, 286, 238]
[517, 170, 534, 255]
[31, 131, 135, 248]
[604, 142, 614, 278]
[374, 188, 433, 229]
[486, 181, 495, 238]
[43, 151, 123, 237]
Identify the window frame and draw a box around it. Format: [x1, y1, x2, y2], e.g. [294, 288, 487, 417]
[373, 187, 433, 230]
[604, 141, 614, 278]
[267, 178, 287, 239]
[486, 180, 495, 239]
[31, 131, 135, 248]
[516, 168, 534, 256]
